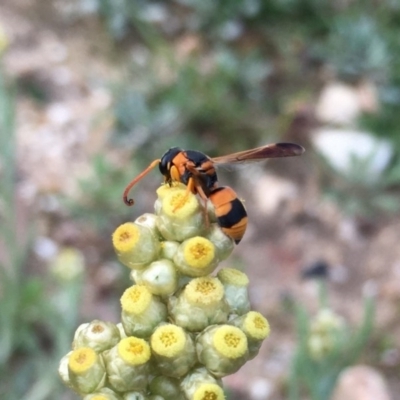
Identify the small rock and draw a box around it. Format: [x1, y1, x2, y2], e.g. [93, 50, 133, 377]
[316, 82, 362, 125]
[249, 378, 273, 400]
[330, 365, 392, 400]
[251, 173, 298, 215]
[312, 128, 392, 177]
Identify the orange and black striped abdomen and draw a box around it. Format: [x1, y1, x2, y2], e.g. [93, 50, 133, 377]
[208, 187, 248, 244]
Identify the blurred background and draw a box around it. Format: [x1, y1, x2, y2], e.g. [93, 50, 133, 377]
[1, 0, 400, 399]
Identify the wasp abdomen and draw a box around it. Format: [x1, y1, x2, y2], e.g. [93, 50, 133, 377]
[209, 187, 248, 244]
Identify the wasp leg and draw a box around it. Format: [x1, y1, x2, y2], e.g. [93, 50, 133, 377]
[195, 182, 210, 227]
[172, 176, 196, 212]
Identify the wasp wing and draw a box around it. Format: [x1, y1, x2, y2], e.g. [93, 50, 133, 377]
[211, 142, 304, 165]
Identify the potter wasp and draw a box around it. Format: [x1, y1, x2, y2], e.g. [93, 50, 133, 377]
[123, 143, 304, 243]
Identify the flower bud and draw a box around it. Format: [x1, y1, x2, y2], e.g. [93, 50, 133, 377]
[134, 213, 161, 240]
[73, 320, 120, 353]
[217, 268, 250, 316]
[112, 223, 160, 269]
[160, 240, 180, 260]
[116, 323, 127, 339]
[206, 224, 234, 261]
[307, 308, 344, 360]
[196, 325, 249, 377]
[58, 351, 73, 390]
[310, 309, 344, 335]
[156, 186, 205, 241]
[140, 259, 178, 296]
[229, 311, 270, 359]
[168, 277, 229, 332]
[120, 285, 167, 338]
[149, 376, 184, 400]
[180, 367, 225, 400]
[307, 333, 337, 360]
[103, 337, 151, 392]
[50, 247, 85, 282]
[174, 237, 218, 277]
[68, 347, 106, 394]
[150, 324, 197, 378]
[130, 269, 144, 285]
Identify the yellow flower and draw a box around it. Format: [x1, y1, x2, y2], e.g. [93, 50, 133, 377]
[117, 337, 151, 365]
[156, 182, 186, 200]
[213, 325, 248, 359]
[174, 237, 218, 277]
[242, 311, 270, 341]
[151, 324, 186, 358]
[156, 185, 205, 241]
[162, 190, 200, 219]
[181, 367, 225, 400]
[183, 237, 215, 268]
[185, 276, 224, 305]
[113, 223, 140, 253]
[104, 337, 151, 392]
[150, 324, 197, 378]
[69, 347, 98, 375]
[120, 285, 167, 338]
[169, 277, 229, 332]
[230, 311, 270, 359]
[112, 223, 160, 269]
[120, 285, 152, 315]
[192, 383, 225, 400]
[68, 347, 106, 394]
[196, 325, 249, 377]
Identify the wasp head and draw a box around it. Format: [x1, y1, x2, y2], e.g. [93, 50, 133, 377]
[159, 147, 183, 181]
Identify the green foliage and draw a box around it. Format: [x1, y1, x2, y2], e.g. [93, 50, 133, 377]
[316, 15, 390, 82]
[287, 283, 375, 400]
[0, 70, 83, 400]
[86, 0, 400, 151]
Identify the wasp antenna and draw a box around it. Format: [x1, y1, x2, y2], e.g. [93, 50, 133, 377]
[123, 159, 161, 206]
